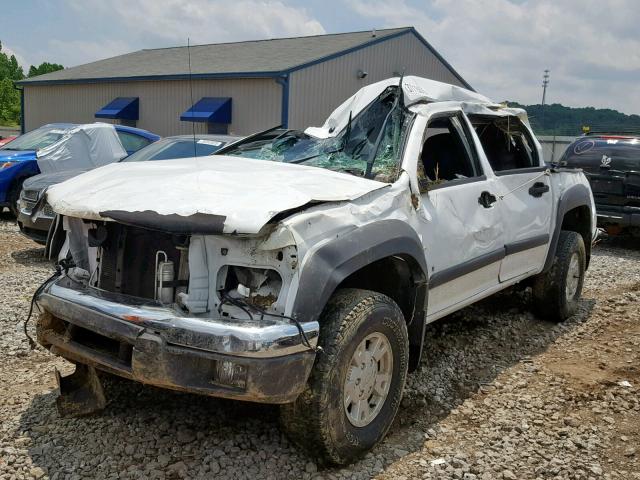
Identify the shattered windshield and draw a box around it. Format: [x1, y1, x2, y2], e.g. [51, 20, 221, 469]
[223, 87, 409, 181]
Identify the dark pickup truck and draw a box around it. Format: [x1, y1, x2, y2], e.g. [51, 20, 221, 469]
[561, 133, 640, 235]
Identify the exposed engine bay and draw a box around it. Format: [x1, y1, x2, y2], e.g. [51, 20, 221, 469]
[60, 216, 297, 322]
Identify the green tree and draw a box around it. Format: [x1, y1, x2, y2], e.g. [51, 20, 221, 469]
[0, 77, 21, 125]
[505, 101, 640, 136]
[28, 62, 64, 78]
[0, 42, 64, 126]
[0, 42, 24, 81]
[0, 42, 24, 126]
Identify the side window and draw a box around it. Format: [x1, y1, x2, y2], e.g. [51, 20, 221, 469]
[117, 131, 152, 153]
[418, 113, 482, 191]
[470, 115, 538, 173]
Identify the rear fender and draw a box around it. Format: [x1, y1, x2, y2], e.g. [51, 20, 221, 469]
[543, 183, 593, 272]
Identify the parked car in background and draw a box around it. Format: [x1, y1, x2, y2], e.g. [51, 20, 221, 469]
[560, 131, 640, 235]
[121, 134, 239, 162]
[18, 134, 238, 243]
[1, 123, 159, 216]
[0, 136, 17, 147]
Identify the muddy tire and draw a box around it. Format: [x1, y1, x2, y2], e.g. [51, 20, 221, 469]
[7, 178, 24, 217]
[280, 288, 408, 465]
[532, 231, 586, 321]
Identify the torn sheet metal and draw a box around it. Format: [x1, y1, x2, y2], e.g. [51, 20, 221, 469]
[458, 102, 531, 124]
[36, 123, 127, 174]
[46, 155, 390, 234]
[306, 76, 494, 139]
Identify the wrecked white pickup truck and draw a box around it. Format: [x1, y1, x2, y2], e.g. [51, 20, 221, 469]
[34, 76, 596, 465]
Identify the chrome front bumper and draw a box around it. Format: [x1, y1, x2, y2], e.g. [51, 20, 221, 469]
[36, 276, 319, 403]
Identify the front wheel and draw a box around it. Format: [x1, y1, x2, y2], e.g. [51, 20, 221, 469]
[280, 288, 409, 465]
[532, 230, 586, 321]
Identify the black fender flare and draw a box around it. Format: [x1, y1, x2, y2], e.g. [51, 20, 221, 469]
[542, 183, 593, 272]
[290, 219, 428, 371]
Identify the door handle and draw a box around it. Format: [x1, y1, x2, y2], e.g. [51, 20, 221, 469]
[478, 191, 497, 208]
[528, 182, 550, 197]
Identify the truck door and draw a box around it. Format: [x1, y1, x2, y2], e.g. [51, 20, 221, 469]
[469, 114, 553, 281]
[414, 111, 506, 318]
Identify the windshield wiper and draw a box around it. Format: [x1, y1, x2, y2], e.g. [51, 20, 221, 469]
[331, 166, 365, 176]
[288, 148, 344, 165]
[215, 124, 284, 154]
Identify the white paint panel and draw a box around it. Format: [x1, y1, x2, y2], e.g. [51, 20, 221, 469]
[494, 172, 553, 280]
[499, 245, 547, 280]
[427, 263, 501, 316]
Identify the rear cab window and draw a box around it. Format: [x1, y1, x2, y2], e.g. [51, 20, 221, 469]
[117, 131, 153, 153]
[469, 115, 540, 174]
[561, 136, 640, 172]
[561, 135, 640, 203]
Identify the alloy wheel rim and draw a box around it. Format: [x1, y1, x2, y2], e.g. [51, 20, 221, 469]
[343, 332, 393, 427]
[565, 252, 581, 300]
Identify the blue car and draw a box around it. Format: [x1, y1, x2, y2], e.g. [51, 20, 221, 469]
[0, 123, 159, 215]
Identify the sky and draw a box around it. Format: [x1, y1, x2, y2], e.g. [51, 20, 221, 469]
[2, 0, 639, 114]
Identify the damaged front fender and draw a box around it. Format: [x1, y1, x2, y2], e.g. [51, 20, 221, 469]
[291, 218, 427, 325]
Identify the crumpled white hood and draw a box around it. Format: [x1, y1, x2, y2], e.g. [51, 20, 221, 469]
[46, 155, 388, 234]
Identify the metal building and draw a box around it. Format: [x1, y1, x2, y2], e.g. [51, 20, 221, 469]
[17, 27, 472, 136]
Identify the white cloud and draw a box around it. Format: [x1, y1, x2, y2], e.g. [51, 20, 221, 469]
[19, 1, 325, 69]
[68, 0, 325, 46]
[348, 0, 640, 114]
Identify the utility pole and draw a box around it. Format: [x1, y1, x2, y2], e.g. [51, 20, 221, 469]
[541, 69, 550, 106]
[541, 69, 550, 130]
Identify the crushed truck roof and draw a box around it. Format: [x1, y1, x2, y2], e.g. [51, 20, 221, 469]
[306, 76, 494, 139]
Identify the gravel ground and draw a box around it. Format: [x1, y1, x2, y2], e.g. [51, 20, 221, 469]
[0, 210, 638, 480]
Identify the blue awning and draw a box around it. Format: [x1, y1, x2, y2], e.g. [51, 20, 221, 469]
[180, 97, 232, 123]
[95, 97, 139, 120]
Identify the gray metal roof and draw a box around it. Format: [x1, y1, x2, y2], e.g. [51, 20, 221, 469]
[18, 27, 470, 88]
